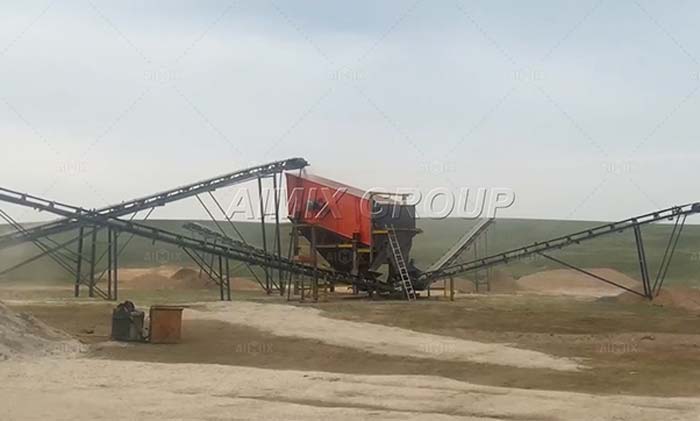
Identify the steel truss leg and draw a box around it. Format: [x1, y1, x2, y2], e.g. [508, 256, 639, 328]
[206, 191, 264, 290]
[286, 224, 295, 301]
[311, 225, 318, 302]
[473, 239, 479, 292]
[89, 227, 98, 297]
[208, 244, 216, 280]
[0, 233, 81, 278]
[75, 227, 85, 297]
[108, 227, 112, 300]
[218, 255, 224, 301]
[113, 230, 118, 300]
[633, 225, 652, 299]
[273, 172, 284, 296]
[182, 247, 230, 301]
[92, 207, 156, 286]
[76, 227, 110, 300]
[0, 209, 80, 275]
[37, 208, 146, 300]
[484, 230, 491, 292]
[351, 235, 359, 295]
[257, 176, 271, 294]
[106, 228, 119, 301]
[652, 215, 687, 296]
[225, 258, 231, 301]
[188, 232, 267, 293]
[182, 248, 221, 286]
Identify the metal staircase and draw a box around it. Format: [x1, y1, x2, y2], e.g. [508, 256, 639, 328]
[387, 226, 416, 301]
[428, 218, 495, 272]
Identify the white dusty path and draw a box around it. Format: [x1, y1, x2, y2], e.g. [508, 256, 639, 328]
[188, 301, 582, 371]
[1, 358, 699, 421]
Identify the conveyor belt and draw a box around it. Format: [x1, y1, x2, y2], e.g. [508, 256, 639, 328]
[0, 158, 308, 250]
[183, 222, 263, 254]
[419, 203, 700, 287]
[0, 187, 387, 292]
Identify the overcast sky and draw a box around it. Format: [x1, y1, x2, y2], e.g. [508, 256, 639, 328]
[1, 0, 698, 222]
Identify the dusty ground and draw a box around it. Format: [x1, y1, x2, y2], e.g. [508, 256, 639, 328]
[4, 358, 700, 421]
[3, 267, 700, 420]
[188, 301, 581, 370]
[7, 290, 700, 397]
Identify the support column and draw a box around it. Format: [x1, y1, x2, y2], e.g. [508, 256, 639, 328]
[652, 215, 687, 296]
[473, 239, 479, 292]
[484, 230, 491, 292]
[273, 172, 284, 295]
[74, 226, 85, 297]
[88, 227, 97, 298]
[351, 235, 359, 295]
[286, 224, 296, 301]
[107, 227, 113, 300]
[293, 225, 300, 296]
[218, 255, 224, 301]
[633, 225, 652, 299]
[311, 225, 318, 302]
[207, 240, 216, 281]
[113, 230, 119, 301]
[225, 258, 231, 301]
[257, 176, 270, 294]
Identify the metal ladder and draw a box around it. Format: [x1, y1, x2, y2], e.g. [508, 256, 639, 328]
[427, 218, 495, 272]
[387, 226, 416, 301]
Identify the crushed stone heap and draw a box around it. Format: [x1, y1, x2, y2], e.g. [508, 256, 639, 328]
[0, 301, 84, 361]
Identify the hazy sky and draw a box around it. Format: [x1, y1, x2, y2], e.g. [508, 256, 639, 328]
[1, 0, 698, 222]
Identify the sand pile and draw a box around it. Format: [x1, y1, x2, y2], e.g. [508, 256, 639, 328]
[170, 268, 218, 289]
[170, 267, 200, 281]
[121, 273, 179, 290]
[119, 266, 179, 280]
[118, 267, 219, 290]
[449, 270, 519, 293]
[517, 268, 640, 297]
[0, 301, 84, 360]
[613, 286, 700, 311]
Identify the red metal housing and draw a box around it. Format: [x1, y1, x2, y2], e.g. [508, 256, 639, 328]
[286, 172, 373, 246]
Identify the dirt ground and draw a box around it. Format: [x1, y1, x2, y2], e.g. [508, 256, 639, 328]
[6, 358, 700, 421]
[7, 358, 700, 421]
[6, 289, 700, 397]
[3, 268, 700, 420]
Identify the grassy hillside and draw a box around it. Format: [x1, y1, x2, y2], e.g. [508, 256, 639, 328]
[1, 218, 699, 286]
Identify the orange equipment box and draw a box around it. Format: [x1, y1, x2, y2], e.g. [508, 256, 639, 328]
[149, 305, 184, 344]
[286, 172, 373, 246]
